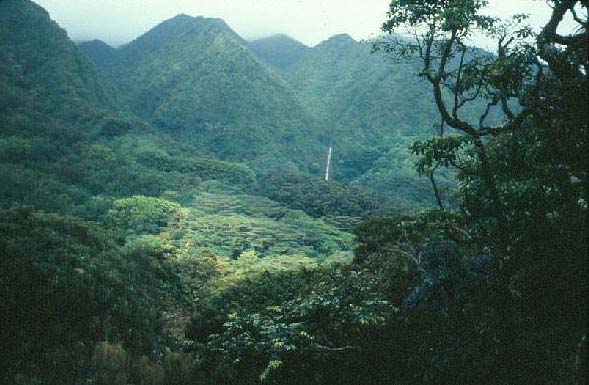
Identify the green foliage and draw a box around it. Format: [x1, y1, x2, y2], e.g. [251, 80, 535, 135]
[412, 134, 471, 175]
[376, 0, 588, 383]
[0, 207, 180, 384]
[98, 15, 324, 169]
[277, 33, 442, 188]
[189, 268, 397, 384]
[166, 189, 354, 259]
[249, 34, 310, 73]
[255, 171, 407, 218]
[91, 342, 130, 385]
[108, 195, 180, 234]
[78, 39, 117, 68]
[81, 10, 477, 206]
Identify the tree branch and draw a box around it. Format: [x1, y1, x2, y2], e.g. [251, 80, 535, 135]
[453, 43, 468, 119]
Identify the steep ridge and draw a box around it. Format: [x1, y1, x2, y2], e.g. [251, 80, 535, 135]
[78, 39, 117, 68]
[0, 0, 257, 212]
[77, 14, 442, 205]
[250, 34, 454, 200]
[0, 0, 113, 113]
[283, 34, 438, 143]
[100, 15, 325, 169]
[249, 34, 310, 73]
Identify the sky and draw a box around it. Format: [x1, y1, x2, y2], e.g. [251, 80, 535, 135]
[32, 0, 581, 48]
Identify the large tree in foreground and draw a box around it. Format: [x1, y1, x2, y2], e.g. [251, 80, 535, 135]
[379, 0, 587, 383]
[381, 0, 586, 254]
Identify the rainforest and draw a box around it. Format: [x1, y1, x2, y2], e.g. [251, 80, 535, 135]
[0, 0, 587, 384]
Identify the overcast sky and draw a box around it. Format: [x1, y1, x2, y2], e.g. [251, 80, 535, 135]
[32, 0, 580, 47]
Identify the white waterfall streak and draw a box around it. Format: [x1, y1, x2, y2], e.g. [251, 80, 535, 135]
[325, 146, 332, 181]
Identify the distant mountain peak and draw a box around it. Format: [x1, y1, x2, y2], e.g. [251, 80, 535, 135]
[252, 34, 307, 46]
[115, 13, 244, 62]
[332, 33, 355, 41]
[316, 33, 356, 48]
[249, 34, 310, 72]
[78, 39, 116, 67]
[271, 33, 296, 39]
[171, 13, 192, 20]
[166, 14, 230, 30]
[78, 39, 113, 48]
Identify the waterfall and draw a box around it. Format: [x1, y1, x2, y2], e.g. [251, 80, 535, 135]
[325, 146, 332, 181]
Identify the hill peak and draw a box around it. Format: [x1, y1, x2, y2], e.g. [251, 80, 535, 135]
[156, 14, 238, 40]
[165, 14, 230, 30]
[78, 39, 113, 49]
[117, 13, 243, 59]
[316, 33, 356, 48]
[78, 39, 116, 67]
[252, 34, 307, 47]
[332, 33, 355, 40]
[249, 34, 310, 72]
[170, 13, 192, 20]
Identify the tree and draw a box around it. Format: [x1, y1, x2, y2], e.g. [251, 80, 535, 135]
[380, 0, 587, 258]
[379, 1, 587, 383]
[107, 195, 180, 234]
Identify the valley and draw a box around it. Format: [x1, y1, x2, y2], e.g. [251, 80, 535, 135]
[1, 1, 586, 384]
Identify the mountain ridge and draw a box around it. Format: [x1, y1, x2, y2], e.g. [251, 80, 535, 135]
[249, 34, 310, 72]
[75, 11, 440, 204]
[94, 13, 326, 170]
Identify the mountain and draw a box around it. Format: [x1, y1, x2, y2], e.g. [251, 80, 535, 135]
[249, 34, 310, 73]
[2, 3, 583, 385]
[248, 33, 441, 198]
[0, 0, 397, 219]
[0, 0, 259, 213]
[82, 17, 439, 203]
[97, 15, 325, 169]
[281, 34, 437, 145]
[0, 0, 113, 114]
[78, 39, 117, 68]
[68, 14, 443, 206]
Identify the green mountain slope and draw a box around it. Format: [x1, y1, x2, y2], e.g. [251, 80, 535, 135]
[78, 39, 117, 68]
[99, 15, 325, 170]
[249, 34, 310, 73]
[249, 34, 459, 202]
[283, 34, 438, 143]
[0, 4, 357, 382]
[0, 0, 113, 113]
[0, 1, 259, 213]
[80, 18, 440, 206]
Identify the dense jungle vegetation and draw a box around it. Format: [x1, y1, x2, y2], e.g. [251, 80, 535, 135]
[0, 0, 586, 384]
